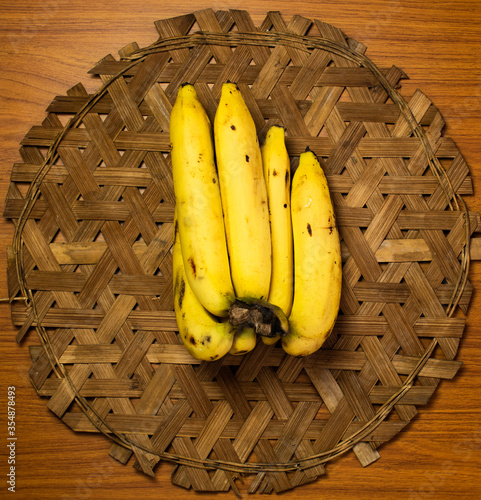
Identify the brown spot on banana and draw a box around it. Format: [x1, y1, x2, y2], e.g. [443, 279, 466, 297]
[307, 223, 312, 236]
[188, 257, 196, 277]
[173, 219, 179, 243]
[178, 278, 185, 309]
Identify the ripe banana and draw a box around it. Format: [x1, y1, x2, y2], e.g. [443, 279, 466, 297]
[170, 83, 235, 317]
[261, 125, 293, 345]
[281, 150, 342, 357]
[170, 83, 341, 360]
[214, 83, 271, 301]
[229, 326, 257, 355]
[173, 214, 236, 361]
[262, 124, 293, 316]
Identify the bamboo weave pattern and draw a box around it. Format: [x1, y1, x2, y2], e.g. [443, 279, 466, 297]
[4, 9, 479, 494]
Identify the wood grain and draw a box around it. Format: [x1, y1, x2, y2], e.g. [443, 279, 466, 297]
[1, 1, 480, 499]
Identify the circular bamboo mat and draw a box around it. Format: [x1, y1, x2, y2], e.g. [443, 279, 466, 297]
[4, 9, 479, 495]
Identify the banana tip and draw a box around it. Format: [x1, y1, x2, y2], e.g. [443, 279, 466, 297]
[224, 80, 240, 90]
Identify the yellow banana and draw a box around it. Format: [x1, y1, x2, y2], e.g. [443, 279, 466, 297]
[229, 326, 257, 355]
[170, 83, 235, 317]
[173, 214, 236, 361]
[262, 124, 293, 316]
[281, 329, 327, 357]
[261, 125, 293, 345]
[281, 150, 342, 357]
[214, 82, 271, 301]
[261, 336, 280, 346]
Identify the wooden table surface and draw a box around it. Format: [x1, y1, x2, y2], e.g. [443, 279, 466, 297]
[1, 1, 480, 498]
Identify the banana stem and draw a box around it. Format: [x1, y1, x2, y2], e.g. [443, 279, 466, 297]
[228, 299, 289, 338]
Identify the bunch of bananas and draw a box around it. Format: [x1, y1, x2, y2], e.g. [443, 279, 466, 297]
[170, 82, 342, 360]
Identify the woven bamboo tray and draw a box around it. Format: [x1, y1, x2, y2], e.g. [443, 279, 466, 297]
[4, 9, 480, 495]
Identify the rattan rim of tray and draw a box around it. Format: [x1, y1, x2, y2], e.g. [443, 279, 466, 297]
[10, 27, 471, 474]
